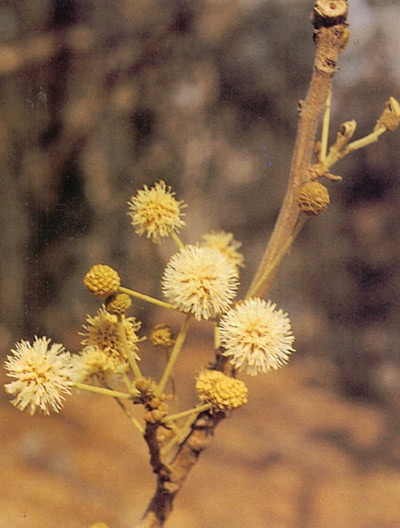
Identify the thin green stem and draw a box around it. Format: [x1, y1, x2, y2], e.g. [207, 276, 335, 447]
[163, 403, 212, 423]
[73, 382, 132, 399]
[156, 314, 191, 396]
[320, 86, 332, 162]
[119, 286, 180, 312]
[246, 215, 307, 299]
[114, 397, 145, 435]
[164, 349, 178, 412]
[171, 231, 185, 249]
[118, 315, 142, 379]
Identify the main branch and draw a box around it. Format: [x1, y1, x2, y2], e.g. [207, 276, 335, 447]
[248, 0, 349, 298]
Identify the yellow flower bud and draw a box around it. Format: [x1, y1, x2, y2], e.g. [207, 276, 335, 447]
[298, 181, 330, 216]
[84, 265, 121, 298]
[195, 370, 248, 412]
[105, 293, 132, 315]
[150, 323, 176, 348]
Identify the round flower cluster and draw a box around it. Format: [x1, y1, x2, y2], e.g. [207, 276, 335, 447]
[127, 180, 186, 243]
[72, 345, 129, 386]
[162, 245, 239, 321]
[218, 298, 295, 376]
[195, 370, 248, 411]
[201, 230, 244, 269]
[84, 264, 121, 298]
[4, 337, 76, 415]
[150, 323, 176, 349]
[80, 307, 142, 363]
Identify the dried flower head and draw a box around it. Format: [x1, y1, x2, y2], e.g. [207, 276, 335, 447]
[80, 307, 142, 362]
[375, 96, 400, 132]
[72, 345, 129, 385]
[105, 293, 132, 315]
[218, 298, 295, 376]
[84, 264, 121, 298]
[127, 180, 186, 242]
[162, 245, 239, 320]
[195, 370, 248, 411]
[298, 181, 330, 216]
[201, 230, 245, 269]
[4, 337, 75, 415]
[150, 323, 176, 348]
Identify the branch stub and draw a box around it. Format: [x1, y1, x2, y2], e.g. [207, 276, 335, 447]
[312, 0, 348, 28]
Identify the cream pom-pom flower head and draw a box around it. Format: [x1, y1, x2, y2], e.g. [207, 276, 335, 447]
[127, 180, 186, 243]
[161, 245, 239, 321]
[218, 298, 295, 376]
[4, 336, 76, 415]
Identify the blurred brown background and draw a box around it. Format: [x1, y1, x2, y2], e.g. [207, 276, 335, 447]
[1, 1, 400, 527]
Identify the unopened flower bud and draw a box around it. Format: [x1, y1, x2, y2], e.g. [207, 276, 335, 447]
[374, 97, 400, 132]
[84, 265, 121, 298]
[298, 181, 330, 216]
[335, 120, 357, 150]
[105, 293, 132, 315]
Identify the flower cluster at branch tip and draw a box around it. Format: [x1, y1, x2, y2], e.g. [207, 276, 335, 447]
[84, 264, 121, 298]
[4, 337, 76, 415]
[218, 298, 295, 376]
[195, 370, 248, 411]
[80, 307, 142, 362]
[298, 181, 330, 216]
[127, 180, 186, 243]
[201, 230, 245, 269]
[162, 245, 239, 320]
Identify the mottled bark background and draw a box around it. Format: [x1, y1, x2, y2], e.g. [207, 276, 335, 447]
[1, 1, 400, 527]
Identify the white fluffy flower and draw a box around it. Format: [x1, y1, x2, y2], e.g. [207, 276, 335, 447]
[218, 298, 295, 376]
[4, 337, 76, 415]
[162, 245, 239, 320]
[127, 180, 186, 242]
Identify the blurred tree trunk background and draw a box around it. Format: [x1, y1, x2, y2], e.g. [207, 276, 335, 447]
[0, 0, 400, 406]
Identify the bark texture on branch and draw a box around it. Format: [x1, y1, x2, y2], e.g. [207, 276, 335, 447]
[248, 0, 349, 298]
[140, 412, 224, 528]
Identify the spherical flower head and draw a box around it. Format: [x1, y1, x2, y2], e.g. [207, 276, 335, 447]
[218, 298, 295, 376]
[195, 370, 248, 411]
[162, 245, 239, 321]
[72, 345, 129, 386]
[105, 293, 132, 315]
[80, 307, 142, 362]
[127, 180, 186, 243]
[298, 181, 330, 216]
[201, 230, 245, 269]
[150, 323, 176, 348]
[4, 337, 75, 415]
[84, 264, 121, 298]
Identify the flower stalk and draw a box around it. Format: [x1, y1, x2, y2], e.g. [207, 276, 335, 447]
[156, 314, 191, 396]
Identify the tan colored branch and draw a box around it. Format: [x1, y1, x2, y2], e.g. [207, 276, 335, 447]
[140, 412, 224, 528]
[247, 1, 349, 298]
